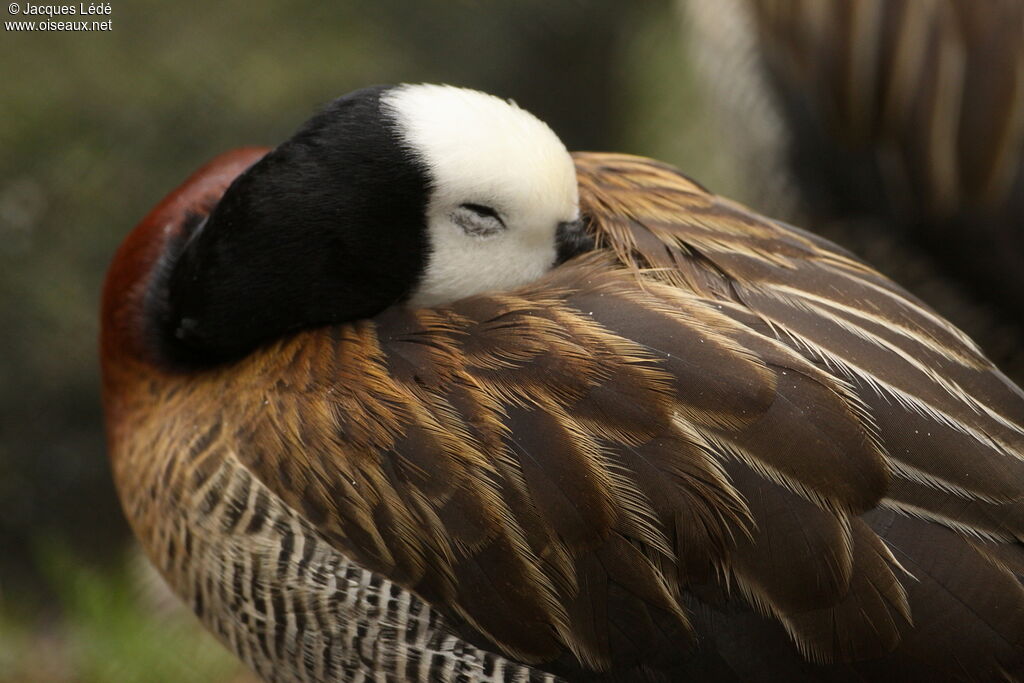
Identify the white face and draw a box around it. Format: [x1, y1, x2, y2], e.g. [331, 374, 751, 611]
[382, 84, 580, 308]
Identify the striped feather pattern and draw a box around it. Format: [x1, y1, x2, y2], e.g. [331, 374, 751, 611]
[103, 150, 1024, 681]
[746, 0, 1024, 218]
[684, 0, 1024, 384]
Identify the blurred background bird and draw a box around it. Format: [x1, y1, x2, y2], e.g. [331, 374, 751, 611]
[4, 1, 1024, 681]
[683, 0, 1024, 383]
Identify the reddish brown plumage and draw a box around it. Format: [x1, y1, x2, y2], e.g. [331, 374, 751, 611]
[102, 148, 269, 371]
[103, 150, 1024, 681]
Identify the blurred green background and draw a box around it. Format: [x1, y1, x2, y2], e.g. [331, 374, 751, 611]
[1, 1, 743, 680]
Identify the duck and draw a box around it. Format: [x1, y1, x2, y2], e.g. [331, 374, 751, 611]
[101, 83, 1024, 682]
[684, 0, 1024, 384]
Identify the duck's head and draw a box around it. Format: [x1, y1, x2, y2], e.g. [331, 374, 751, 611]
[161, 84, 589, 363]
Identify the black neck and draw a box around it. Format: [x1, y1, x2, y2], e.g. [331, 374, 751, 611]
[154, 85, 431, 365]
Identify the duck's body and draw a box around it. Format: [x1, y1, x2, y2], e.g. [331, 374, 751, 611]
[103, 86, 1024, 682]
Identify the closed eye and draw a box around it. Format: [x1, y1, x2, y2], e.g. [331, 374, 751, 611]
[452, 202, 506, 236]
[461, 203, 504, 223]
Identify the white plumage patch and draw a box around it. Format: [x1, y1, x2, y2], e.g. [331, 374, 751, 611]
[382, 84, 580, 308]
